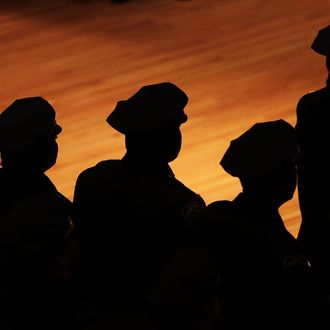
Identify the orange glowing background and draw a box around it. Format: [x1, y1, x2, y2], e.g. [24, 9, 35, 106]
[1, 0, 329, 236]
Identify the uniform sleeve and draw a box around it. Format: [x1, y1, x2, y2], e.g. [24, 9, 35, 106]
[295, 94, 327, 245]
[296, 95, 314, 215]
[296, 94, 313, 153]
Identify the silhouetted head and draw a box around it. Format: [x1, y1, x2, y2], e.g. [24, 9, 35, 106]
[239, 162, 297, 209]
[220, 119, 298, 209]
[0, 97, 62, 173]
[107, 82, 188, 163]
[311, 25, 330, 87]
[124, 121, 183, 163]
[311, 24, 330, 56]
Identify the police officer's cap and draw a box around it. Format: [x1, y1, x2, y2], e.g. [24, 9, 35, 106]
[311, 24, 330, 56]
[220, 119, 297, 177]
[107, 82, 188, 134]
[0, 97, 62, 152]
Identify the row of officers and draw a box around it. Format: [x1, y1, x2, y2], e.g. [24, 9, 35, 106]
[0, 24, 330, 330]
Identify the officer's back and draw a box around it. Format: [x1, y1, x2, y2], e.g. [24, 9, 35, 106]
[73, 82, 206, 310]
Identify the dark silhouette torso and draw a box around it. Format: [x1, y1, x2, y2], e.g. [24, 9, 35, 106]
[184, 193, 318, 329]
[296, 86, 330, 263]
[0, 168, 74, 330]
[73, 158, 205, 307]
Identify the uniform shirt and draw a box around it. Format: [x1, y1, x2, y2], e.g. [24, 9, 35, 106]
[0, 169, 74, 330]
[184, 193, 315, 329]
[73, 157, 205, 307]
[0, 168, 72, 262]
[0, 168, 69, 216]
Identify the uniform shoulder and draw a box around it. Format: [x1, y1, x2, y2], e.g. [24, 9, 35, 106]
[187, 200, 234, 226]
[297, 87, 330, 123]
[0, 192, 71, 256]
[206, 200, 234, 218]
[76, 159, 120, 180]
[74, 160, 123, 201]
[297, 87, 329, 106]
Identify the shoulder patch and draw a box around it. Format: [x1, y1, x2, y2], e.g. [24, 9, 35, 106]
[181, 194, 206, 218]
[283, 254, 311, 270]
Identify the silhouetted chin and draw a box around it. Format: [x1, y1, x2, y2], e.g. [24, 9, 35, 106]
[278, 191, 295, 206]
[28, 139, 59, 173]
[167, 151, 180, 163]
[43, 156, 58, 173]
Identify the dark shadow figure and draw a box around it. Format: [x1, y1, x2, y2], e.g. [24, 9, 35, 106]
[144, 247, 222, 330]
[81, 247, 221, 330]
[0, 97, 79, 330]
[296, 25, 330, 308]
[183, 119, 326, 329]
[72, 82, 206, 318]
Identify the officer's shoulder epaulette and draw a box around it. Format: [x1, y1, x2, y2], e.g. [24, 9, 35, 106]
[207, 200, 233, 214]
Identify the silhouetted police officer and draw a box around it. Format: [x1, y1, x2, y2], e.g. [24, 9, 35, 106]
[296, 24, 330, 300]
[73, 82, 206, 311]
[184, 119, 323, 329]
[0, 97, 77, 330]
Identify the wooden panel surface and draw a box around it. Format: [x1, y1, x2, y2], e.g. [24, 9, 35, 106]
[1, 0, 330, 236]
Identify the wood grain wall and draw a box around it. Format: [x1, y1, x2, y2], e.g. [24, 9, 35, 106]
[1, 0, 330, 236]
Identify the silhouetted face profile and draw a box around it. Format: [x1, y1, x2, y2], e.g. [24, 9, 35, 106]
[125, 120, 183, 164]
[1, 127, 61, 173]
[0, 96, 62, 174]
[35, 131, 60, 172]
[220, 119, 297, 210]
[268, 161, 297, 207]
[240, 161, 297, 209]
[108, 82, 188, 164]
[156, 122, 182, 163]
